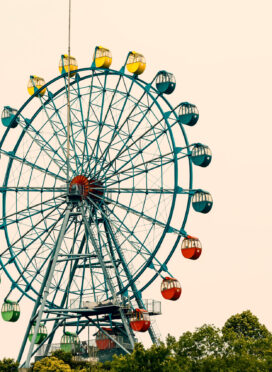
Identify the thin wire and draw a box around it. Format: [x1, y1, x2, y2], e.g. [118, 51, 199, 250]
[66, 0, 72, 188]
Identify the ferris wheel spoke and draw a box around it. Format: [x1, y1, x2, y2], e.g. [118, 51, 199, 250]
[86, 74, 109, 175]
[38, 96, 68, 161]
[16, 118, 68, 176]
[88, 77, 136, 177]
[0, 186, 66, 193]
[94, 123, 175, 182]
[85, 71, 95, 123]
[7, 211, 67, 298]
[82, 71, 96, 171]
[102, 208, 152, 264]
[0, 194, 64, 222]
[96, 97, 157, 180]
[105, 150, 190, 189]
[88, 75, 123, 168]
[87, 196, 154, 264]
[1, 202, 61, 229]
[98, 200, 178, 296]
[73, 78, 90, 172]
[102, 217, 145, 300]
[93, 93, 152, 179]
[44, 95, 80, 176]
[98, 113, 176, 181]
[103, 150, 174, 184]
[0, 201, 66, 259]
[86, 87, 102, 126]
[66, 91, 87, 171]
[106, 187, 178, 194]
[93, 200, 168, 296]
[94, 107, 181, 183]
[97, 194, 185, 237]
[47, 93, 75, 152]
[101, 74, 123, 124]
[1, 207, 65, 281]
[103, 214, 166, 288]
[0, 148, 66, 182]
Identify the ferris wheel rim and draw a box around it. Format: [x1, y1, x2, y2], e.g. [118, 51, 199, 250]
[0, 65, 193, 304]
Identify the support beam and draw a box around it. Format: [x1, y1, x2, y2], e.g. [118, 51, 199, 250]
[23, 207, 71, 368]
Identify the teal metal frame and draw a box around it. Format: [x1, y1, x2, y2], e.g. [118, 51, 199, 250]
[0, 56, 211, 365]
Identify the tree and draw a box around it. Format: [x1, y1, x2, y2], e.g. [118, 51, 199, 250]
[109, 312, 272, 372]
[51, 350, 73, 366]
[222, 310, 270, 340]
[110, 342, 179, 372]
[0, 358, 19, 372]
[33, 356, 71, 372]
[50, 350, 107, 371]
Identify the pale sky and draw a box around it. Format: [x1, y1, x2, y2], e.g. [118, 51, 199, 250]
[0, 0, 272, 360]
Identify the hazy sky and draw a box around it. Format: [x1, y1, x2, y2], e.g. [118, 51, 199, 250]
[0, 0, 272, 360]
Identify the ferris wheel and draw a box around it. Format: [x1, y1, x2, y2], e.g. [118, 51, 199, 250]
[0, 47, 212, 367]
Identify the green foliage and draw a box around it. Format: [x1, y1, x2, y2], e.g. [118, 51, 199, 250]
[222, 310, 270, 340]
[0, 358, 18, 372]
[106, 311, 272, 372]
[110, 342, 176, 372]
[33, 356, 71, 372]
[45, 351, 108, 371]
[51, 350, 73, 366]
[51, 350, 88, 370]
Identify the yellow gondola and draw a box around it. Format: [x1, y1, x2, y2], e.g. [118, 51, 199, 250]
[59, 54, 78, 76]
[94, 46, 112, 69]
[126, 52, 146, 75]
[27, 76, 46, 97]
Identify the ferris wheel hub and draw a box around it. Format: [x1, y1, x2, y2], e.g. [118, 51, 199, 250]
[69, 175, 104, 201]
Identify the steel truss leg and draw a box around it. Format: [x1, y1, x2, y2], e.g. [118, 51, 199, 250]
[44, 234, 87, 355]
[80, 203, 135, 351]
[103, 216, 159, 344]
[22, 207, 72, 368]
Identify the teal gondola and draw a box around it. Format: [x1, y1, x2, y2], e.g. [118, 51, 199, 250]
[192, 191, 213, 214]
[1, 106, 19, 128]
[155, 71, 176, 94]
[191, 144, 212, 167]
[178, 102, 199, 126]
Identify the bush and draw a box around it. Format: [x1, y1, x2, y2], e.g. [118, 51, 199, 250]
[33, 356, 71, 372]
[0, 358, 19, 372]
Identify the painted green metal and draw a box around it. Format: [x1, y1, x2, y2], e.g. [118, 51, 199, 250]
[1, 300, 20, 322]
[28, 324, 47, 344]
[60, 332, 80, 353]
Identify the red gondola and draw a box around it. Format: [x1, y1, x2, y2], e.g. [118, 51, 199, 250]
[130, 309, 150, 332]
[95, 328, 115, 350]
[161, 277, 181, 301]
[181, 236, 202, 260]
